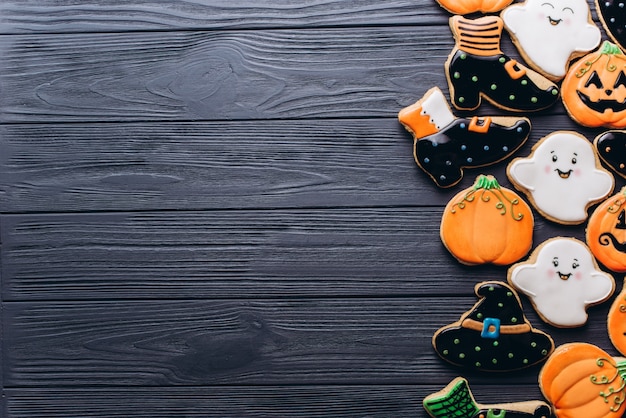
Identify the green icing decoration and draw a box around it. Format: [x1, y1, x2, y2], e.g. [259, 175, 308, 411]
[423, 379, 480, 418]
[450, 175, 524, 221]
[576, 41, 626, 78]
[590, 358, 626, 413]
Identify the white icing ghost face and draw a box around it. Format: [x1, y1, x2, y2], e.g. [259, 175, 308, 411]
[507, 132, 614, 224]
[502, 0, 600, 78]
[509, 238, 614, 327]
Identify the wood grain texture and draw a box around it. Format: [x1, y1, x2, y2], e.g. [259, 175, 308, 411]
[0, 114, 611, 213]
[0, 208, 595, 301]
[0, 1, 447, 34]
[2, 385, 548, 417]
[2, 298, 615, 388]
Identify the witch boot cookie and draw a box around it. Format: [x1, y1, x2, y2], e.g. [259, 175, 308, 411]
[399, 87, 531, 188]
[446, 15, 560, 112]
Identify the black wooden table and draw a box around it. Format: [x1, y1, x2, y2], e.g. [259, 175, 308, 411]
[0, 1, 623, 416]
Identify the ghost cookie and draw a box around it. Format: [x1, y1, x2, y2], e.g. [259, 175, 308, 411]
[595, 0, 626, 52]
[507, 131, 614, 225]
[561, 41, 626, 129]
[445, 15, 560, 112]
[539, 343, 626, 418]
[586, 186, 626, 273]
[440, 175, 534, 266]
[501, 0, 601, 80]
[508, 237, 615, 328]
[594, 130, 626, 179]
[398, 87, 531, 188]
[432, 281, 554, 371]
[423, 377, 554, 418]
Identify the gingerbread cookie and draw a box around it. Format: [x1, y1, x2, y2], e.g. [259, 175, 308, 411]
[432, 281, 554, 371]
[539, 342, 626, 418]
[561, 41, 626, 128]
[608, 279, 626, 356]
[423, 377, 554, 418]
[398, 87, 531, 188]
[586, 186, 626, 273]
[594, 130, 626, 179]
[595, 0, 626, 52]
[508, 237, 615, 328]
[507, 131, 614, 225]
[501, 0, 601, 80]
[440, 175, 533, 266]
[435, 0, 514, 15]
[445, 15, 560, 112]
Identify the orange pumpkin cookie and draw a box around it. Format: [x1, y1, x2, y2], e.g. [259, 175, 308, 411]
[440, 174, 534, 266]
[539, 342, 626, 418]
[436, 0, 513, 15]
[562, 41, 626, 128]
[586, 186, 626, 273]
[608, 279, 626, 357]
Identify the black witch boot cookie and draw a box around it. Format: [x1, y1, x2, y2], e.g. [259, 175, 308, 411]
[446, 15, 560, 112]
[398, 87, 530, 188]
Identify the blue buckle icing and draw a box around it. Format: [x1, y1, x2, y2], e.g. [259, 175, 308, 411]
[481, 317, 501, 339]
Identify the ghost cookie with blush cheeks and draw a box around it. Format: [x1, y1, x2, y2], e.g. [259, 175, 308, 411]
[398, 87, 531, 188]
[502, 0, 601, 80]
[508, 237, 615, 328]
[432, 281, 554, 372]
[507, 131, 614, 225]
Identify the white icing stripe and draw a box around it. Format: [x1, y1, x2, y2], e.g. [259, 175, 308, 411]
[420, 88, 455, 131]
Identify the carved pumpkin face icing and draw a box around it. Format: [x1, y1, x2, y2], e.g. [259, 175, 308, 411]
[608, 280, 626, 356]
[562, 41, 626, 128]
[586, 186, 626, 272]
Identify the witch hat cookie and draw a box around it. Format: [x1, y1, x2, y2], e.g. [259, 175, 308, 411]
[446, 15, 560, 112]
[423, 377, 554, 418]
[432, 281, 554, 371]
[399, 87, 530, 188]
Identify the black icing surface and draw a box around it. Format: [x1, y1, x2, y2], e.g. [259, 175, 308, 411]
[597, 0, 626, 51]
[595, 130, 626, 178]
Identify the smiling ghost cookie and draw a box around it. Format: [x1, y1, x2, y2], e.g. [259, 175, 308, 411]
[561, 41, 626, 128]
[423, 377, 554, 418]
[508, 237, 615, 328]
[501, 0, 601, 81]
[432, 281, 554, 372]
[507, 131, 614, 225]
[398, 87, 531, 188]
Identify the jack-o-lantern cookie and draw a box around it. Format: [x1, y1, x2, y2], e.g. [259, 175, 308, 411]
[501, 0, 601, 80]
[586, 186, 626, 273]
[398, 87, 531, 188]
[595, 0, 626, 52]
[562, 41, 626, 128]
[508, 237, 615, 328]
[539, 342, 626, 418]
[423, 377, 554, 418]
[435, 0, 514, 15]
[507, 131, 614, 225]
[608, 279, 626, 356]
[440, 175, 534, 266]
[446, 15, 560, 112]
[594, 130, 626, 179]
[432, 281, 554, 371]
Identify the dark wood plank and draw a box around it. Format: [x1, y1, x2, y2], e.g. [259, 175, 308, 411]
[0, 115, 610, 213]
[2, 385, 548, 417]
[0, 0, 447, 34]
[0, 207, 594, 301]
[0, 26, 570, 123]
[2, 298, 614, 387]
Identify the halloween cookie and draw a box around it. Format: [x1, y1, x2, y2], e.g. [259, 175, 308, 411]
[586, 186, 626, 273]
[508, 237, 615, 328]
[423, 377, 554, 418]
[595, 0, 626, 52]
[435, 0, 513, 15]
[440, 175, 533, 266]
[432, 281, 554, 371]
[608, 279, 626, 356]
[507, 131, 614, 225]
[561, 41, 626, 128]
[398, 87, 531, 188]
[445, 15, 560, 112]
[594, 130, 626, 179]
[501, 0, 601, 80]
[539, 342, 626, 418]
